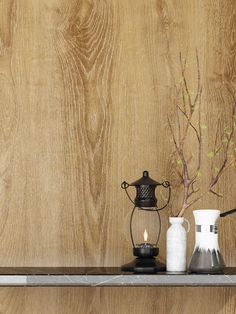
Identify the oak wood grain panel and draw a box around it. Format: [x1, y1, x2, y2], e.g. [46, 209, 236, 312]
[54, 0, 119, 266]
[0, 287, 234, 314]
[0, 0, 235, 313]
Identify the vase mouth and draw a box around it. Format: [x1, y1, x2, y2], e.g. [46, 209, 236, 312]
[193, 209, 220, 224]
[193, 209, 220, 214]
[169, 217, 184, 224]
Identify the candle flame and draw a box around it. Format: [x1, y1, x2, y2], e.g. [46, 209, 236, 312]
[143, 229, 148, 242]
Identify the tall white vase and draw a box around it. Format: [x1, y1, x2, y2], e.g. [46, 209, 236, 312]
[166, 217, 190, 272]
[189, 209, 225, 274]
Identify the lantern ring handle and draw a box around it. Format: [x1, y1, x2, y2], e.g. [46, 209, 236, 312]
[157, 183, 171, 211]
[121, 181, 129, 189]
[162, 180, 170, 188]
[121, 181, 136, 205]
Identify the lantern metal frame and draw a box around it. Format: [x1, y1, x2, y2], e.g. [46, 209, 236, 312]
[121, 171, 171, 273]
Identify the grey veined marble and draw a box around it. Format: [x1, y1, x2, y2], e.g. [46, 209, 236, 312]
[0, 267, 235, 286]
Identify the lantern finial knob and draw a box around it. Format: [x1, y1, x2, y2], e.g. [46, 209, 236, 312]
[143, 170, 149, 177]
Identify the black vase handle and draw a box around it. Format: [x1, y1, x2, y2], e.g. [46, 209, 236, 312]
[220, 208, 236, 217]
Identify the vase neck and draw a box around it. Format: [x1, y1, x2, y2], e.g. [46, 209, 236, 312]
[169, 217, 184, 225]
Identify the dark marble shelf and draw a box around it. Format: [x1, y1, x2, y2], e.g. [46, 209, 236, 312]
[0, 267, 235, 287]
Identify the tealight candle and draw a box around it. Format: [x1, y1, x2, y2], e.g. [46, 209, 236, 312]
[133, 229, 159, 258]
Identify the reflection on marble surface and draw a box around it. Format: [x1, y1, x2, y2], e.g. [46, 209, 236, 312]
[0, 267, 234, 286]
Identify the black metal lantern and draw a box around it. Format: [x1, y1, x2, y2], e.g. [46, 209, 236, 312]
[121, 170, 171, 273]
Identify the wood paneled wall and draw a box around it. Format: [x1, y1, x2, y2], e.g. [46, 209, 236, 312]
[0, 287, 235, 314]
[0, 0, 235, 313]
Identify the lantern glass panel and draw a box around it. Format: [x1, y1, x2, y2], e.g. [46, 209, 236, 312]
[131, 208, 160, 246]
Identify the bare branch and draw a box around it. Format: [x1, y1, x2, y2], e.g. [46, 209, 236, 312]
[188, 180, 200, 198]
[192, 49, 201, 109]
[176, 105, 181, 144]
[209, 189, 223, 198]
[168, 51, 236, 217]
[179, 53, 192, 111]
[182, 88, 187, 113]
[195, 85, 202, 177]
[209, 101, 236, 191]
[175, 168, 184, 182]
[167, 116, 180, 154]
[177, 105, 201, 143]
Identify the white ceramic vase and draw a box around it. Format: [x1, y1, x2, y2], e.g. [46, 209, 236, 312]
[166, 217, 190, 272]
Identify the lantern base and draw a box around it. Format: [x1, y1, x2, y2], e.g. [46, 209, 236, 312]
[121, 257, 166, 273]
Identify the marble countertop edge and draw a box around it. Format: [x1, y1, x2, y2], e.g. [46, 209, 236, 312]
[0, 274, 234, 287]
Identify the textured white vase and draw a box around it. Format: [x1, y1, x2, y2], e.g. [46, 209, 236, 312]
[166, 217, 190, 272]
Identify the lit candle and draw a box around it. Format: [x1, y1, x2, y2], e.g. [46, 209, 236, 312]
[141, 228, 153, 248]
[133, 228, 158, 258]
[144, 229, 148, 243]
